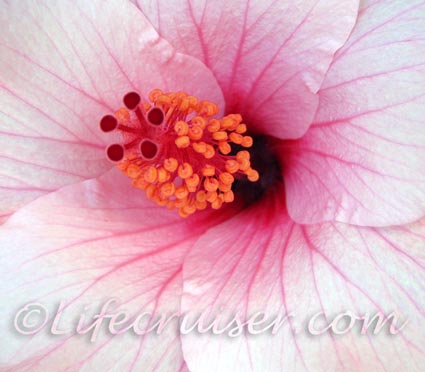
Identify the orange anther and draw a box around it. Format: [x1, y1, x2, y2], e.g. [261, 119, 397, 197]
[206, 191, 218, 203]
[180, 98, 190, 111]
[186, 174, 200, 191]
[164, 158, 178, 172]
[168, 93, 177, 105]
[175, 121, 189, 136]
[236, 151, 250, 161]
[219, 172, 234, 185]
[126, 164, 142, 179]
[160, 182, 175, 198]
[242, 136, 253, 148]
[229, 132, 243, 144]
[218, 141, 231, 155]
[225, 160, 239, 174]
[221, 117, 234, 130]
[146, 184, 158, 199]
[157, 167, 170, 183]
[175, 186, 189, 199]
[182, 203, 196, 215]
[149, 89, 163, 102]
[178, 163, 194, 179]
[236, 124, 247, 134]
[175, 136, 190, 148]
[132, 177, 149, 190]
[144, 166, 158, 183]
[115, 108, 130, 123]
[191, 116, 207, 129]
[211, 197, 223, 210]
[199, 101, 219, 116]
[156, 95, 172, 106]
[218, 182, 232, 192]
[223, 190, 234, 203]
[238, 158, 251, 171]
[204, 144, 215, 159]
[187, 95, 198, 109]
[196, 190, 207, 202]
[212, 131, 228, 141]
[247, 169, 260, 182]
[193, 142, 207, 154]
[202, 164, 215, 177]
[175, 197, 188, 208]
[178, 209, 190, 218]
[229, 113, 242, 123]
[188, 125, 203, 141]
[195, 200, 207, 210]
[175, 91, 187, 99]
[207, 119, 221, 132]
[204, 177, 219, 192]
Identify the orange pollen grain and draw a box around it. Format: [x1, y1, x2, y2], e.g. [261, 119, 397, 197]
[100, 89, 260, 217]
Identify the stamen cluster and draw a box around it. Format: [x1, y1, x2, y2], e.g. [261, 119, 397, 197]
[100, 89, 259, 217]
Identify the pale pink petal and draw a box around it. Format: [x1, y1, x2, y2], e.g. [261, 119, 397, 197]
[0, 0, 223, 223]
[181, 197, 425, 372]
[132, 0, 359, 139]
[283, 0, 425, 226]
[0, 169, 227, 371]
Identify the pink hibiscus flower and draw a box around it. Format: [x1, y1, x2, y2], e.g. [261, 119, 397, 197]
[1, 0, 425, 371]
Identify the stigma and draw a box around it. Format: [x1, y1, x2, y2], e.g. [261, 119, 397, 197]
[100, 89, 259, 217]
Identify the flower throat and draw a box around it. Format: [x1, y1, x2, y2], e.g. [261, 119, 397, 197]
[100, 90, 260, 217]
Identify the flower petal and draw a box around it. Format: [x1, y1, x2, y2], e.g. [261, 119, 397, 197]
[0, 169, 225, 371]
[0, 0, 224, 224]
[181, 197, 425, 372]
[132, 0, 359, 139]
[283, 0, 425, 226]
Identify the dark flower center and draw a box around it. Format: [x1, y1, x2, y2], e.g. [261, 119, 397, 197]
[231, 134, 283, 207]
